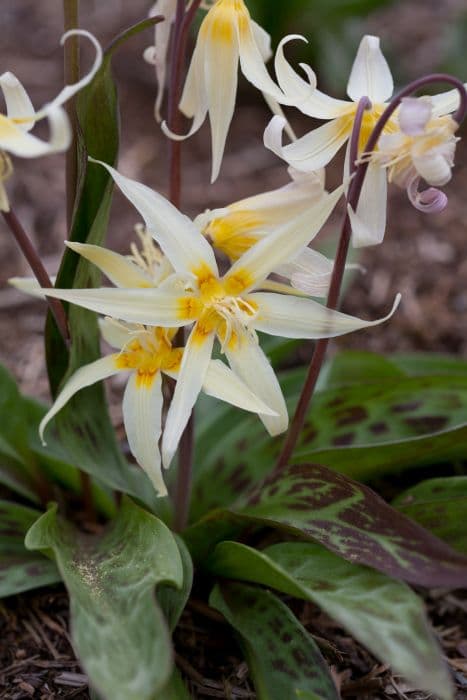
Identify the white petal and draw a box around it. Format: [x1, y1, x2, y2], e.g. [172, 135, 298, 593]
[0, 106, 70, 157]
[412, 151, 453, 187]
[147, 0, 177, 122]
[348, 160, 388, 247]
[238, 23, 289, 101]
[264, 114, 351, 171]
[224, 184, 343, 291]
[66, 242, 154, 288]
[430, 84, 467, 118]
[226, 334, 288, 436]
[8, 275, 56, 297]
[162, 327, 215, 468]
[399, 97, 432, 136]
[204, 19, 240, 182]
[29, 286, 187, 327]
[297, 87, 353, 120]
[202, 359, 277, 415]
[273, 35, 316, 102]
[34, 30, 102, 118]
[90, 160, 218, 276]
[39, 354, 119, 444]
[99, 318, 136, 349]
[347, 35, 393, 103]
[276, 246, 334, 297]
[0, 72, 35, 131]
[123, 371, 167, 497]
[250, 291, 401, 338]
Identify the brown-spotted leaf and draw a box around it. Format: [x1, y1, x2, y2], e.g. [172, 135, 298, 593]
[210, 582, 339, 700]
[184, 464, 467, 587]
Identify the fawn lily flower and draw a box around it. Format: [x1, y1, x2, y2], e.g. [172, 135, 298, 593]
[39, 320, 274, 497]
[18, 162, 400, 468]
[366, 97, 459, 213]
[163, 0, 318, 181]
[195, 168, 340, 297]
[144, 0, 177, 121]
[264, 35, 399, 247]
[0, 30, 102, 210]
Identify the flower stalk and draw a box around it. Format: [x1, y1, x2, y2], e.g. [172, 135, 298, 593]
[276, 75, 467, 470]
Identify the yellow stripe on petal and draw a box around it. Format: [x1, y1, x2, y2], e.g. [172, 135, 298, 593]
[177, 296, 203, 321]
[223, 269, 255, 296]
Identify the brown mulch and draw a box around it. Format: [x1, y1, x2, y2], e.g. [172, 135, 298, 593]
[1, 1, 467, 698]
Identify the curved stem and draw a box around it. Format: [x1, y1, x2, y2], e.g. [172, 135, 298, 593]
[276, 73, 467, 471]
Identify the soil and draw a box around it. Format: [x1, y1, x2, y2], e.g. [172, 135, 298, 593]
[1, 1, 467, 698]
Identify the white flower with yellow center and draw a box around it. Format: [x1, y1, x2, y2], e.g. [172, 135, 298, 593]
[163, 0, 318, 181]
[39, 320, 274, 497]
[195, 168, 342, 297]
[16, 161, 399, 469]
[368, 97, 459, 212]
[0, 30, 102, 211]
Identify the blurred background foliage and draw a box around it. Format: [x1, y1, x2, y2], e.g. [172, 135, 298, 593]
[246, 0, 467, 95]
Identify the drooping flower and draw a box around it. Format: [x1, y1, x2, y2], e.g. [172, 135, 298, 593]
[195, 167, 341, 297]
[143, 0, 177, 121]
[39, 319, 274, 497]
[13, 161, 400, 470]
[163, 0, 317, 181]
[367, 97, 459, 213]
[264, 34, 465, 247]
[0, 30, 102, 210]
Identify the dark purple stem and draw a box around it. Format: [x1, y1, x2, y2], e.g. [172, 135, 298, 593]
[276, 73, 467, 471]
[166, 0, 202, 532]
[2, 209, 69, 344]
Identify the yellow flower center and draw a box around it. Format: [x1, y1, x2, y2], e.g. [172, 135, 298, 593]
[201, 0, 248, 44]
[206, 210, 262, 260]
[115, 327, 182, 386]
[178, 265, 258, 349]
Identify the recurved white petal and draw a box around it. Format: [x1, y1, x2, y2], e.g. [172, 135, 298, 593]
[430, 84, 467, 119]
[39, 354, 119, 444]
[250, 291, 401, 338]
[34, 30, 102, 118]
[226, 333, 288, 436]
[90, 160, 218, 276]
[122, 371, 167, 497]
[0, 72, 35, 131]
[276, 246, 334, 297]
[264, 114, 351, 171]
[224, 184, 343, 291]
[146, 0, 177, 122]
[273, 35, 316, 102]
[0, 105, 70, 156]
[25, 285, 187, 327]
[348, 160, 388, 247]
[162, 326, 215, 469]
[347, 35, 393, 103]
[202, 359, 277, 415]
[66, 242, 153, 288]
[204, 17, 240, 182]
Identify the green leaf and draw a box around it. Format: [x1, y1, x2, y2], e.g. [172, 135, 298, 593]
[185, 463, 467, 587]
[210, 582, 339, 700]
[193, 372, 467, 517]
[323, 350, 406, 389]
[0, 500, 60, 598]
[42, 46, 159, 507]
[158, 535, 193, 632]
[25, 498, 183, 700]
[394, 477, 467, 554]
[208, 541, 453, 700]
[391, 352, 467, 377]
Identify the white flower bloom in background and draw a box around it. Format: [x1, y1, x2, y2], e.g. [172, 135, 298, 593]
[143, 0, 177, 121]
[264, 34, 466, 247]
[163, 0, 318, 181]
[195, 168, 343, 297]
[13, 161, 400, 470]
[38, 321, 274, 497]
[0, 30, 102, 211]
[369, 97, 459, 213]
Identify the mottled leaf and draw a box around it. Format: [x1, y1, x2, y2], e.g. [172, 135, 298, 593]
[394, 477, 467, 554]
[324, 350, 405, 389]
[25, 498, 183, 700]
[158, 535, 193, 632]
[210, 582, 339, 700]
[391, 352, 467, 377]
[193, 373, 467, 518]
[208, 541, 453, 700]
[0, 500, 60, 598]
[185, 463, 467, 587]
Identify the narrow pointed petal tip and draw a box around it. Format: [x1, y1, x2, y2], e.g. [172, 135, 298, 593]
[347, 34, 393, 103]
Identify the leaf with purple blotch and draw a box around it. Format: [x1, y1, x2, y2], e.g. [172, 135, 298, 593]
[210, 582, 339, 700]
